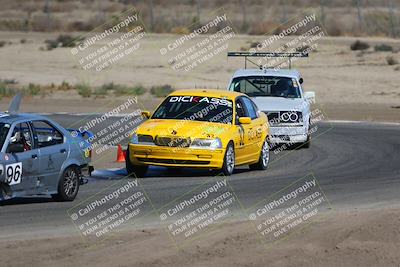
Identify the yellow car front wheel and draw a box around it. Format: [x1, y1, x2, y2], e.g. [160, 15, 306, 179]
[126, 146, 148, 178]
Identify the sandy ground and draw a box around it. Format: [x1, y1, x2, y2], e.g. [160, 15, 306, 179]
[0, 32, 399, 122]
[1, 205, 399, 267]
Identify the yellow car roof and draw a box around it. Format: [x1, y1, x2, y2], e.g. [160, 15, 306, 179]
[169, 89, 244, 100]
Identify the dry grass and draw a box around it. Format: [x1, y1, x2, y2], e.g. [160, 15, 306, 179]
[0, 0, 400, 37]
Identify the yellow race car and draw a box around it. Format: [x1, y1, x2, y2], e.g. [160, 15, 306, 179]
[126, 89, 270, 177]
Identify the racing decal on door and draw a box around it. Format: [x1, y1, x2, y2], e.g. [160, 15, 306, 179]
[247, 127, 262, 141]
[5, 162, 22, 185]
[237, 126, 245, 146]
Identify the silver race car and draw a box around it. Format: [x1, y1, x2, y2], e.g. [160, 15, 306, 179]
[0, 95, 93, 201]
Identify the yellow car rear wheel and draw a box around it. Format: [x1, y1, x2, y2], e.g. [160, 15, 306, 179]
[221, 142, 235, 176]
[249, 138, 270, 171]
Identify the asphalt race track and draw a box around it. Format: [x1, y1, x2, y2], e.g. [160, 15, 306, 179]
[0, 114, 399, 240]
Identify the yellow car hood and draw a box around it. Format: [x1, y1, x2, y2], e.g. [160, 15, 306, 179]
[137, 119, 232, 139]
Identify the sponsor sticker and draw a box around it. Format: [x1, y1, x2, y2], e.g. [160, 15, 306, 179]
[169, 96, 232, 107]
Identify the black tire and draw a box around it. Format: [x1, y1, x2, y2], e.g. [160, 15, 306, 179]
[52, 166, 80, 202]
[301, 134, 311, 148]
[301, 120, 311, 149]
[221, 142, 235, 176]
[126, 146, 148, 178]
[250, 137, 270, 170]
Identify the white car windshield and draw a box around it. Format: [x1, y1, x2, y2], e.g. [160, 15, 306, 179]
[230, 76, 301, 98]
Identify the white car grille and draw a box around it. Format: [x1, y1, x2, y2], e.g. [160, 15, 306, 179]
[264, 111, 303, 126]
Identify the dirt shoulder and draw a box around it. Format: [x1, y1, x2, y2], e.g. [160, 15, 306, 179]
[1, 205, 399, 267]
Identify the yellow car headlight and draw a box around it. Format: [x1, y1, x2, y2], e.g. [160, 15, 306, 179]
[130, 133, 139, 144]
[130, 133, 154, 145]
[190, 138, 222, 149]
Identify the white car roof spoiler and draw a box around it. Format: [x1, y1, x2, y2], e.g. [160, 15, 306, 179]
[227, 51, 308, 69]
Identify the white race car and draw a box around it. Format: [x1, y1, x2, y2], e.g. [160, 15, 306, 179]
[227, 54, 315, 148]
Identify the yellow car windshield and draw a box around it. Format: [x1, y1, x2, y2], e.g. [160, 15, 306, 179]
[152, 96, 233, 124]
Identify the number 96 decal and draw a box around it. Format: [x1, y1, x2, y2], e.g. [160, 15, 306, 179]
[5, 162, 22, 185]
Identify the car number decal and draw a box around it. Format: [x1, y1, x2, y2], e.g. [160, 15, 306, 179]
[5, 162, 23, 185]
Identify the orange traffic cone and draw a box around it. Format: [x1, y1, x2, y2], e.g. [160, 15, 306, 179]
[116, 144, 126, 162]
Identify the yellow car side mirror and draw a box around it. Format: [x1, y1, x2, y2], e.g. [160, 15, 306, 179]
[238, 117, 251, 124]
[141, 111, 151, 119]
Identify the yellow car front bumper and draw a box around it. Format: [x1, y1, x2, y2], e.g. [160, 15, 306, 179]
[128, 144, 225, 169]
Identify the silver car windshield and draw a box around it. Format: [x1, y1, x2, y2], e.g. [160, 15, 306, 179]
[230, 76, 301, 98]
[0, 122, 11, 150]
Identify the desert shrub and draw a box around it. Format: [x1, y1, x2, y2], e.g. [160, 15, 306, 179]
[100, 82, 117, 91]
[56, 35, 76, 47]
[171, 26, 190, 34]
[0, 82, 7, 98]
[26, 83, 41, 96]
[94, 86, 108, 96]
[44, 34, 82, 50]
[0, 79, 17, 84]
[20, 39, 27, 44]
[75, 83, 91, 98]
[386, 56, 398, 65]
[150, 85, 174, 97]
[249, 41, 260, 48]
[44, 39, 58, 50]
[57, 81, 72, 90]
[96, 82, 118, 95]
[95, 83, 146, 96]
[114, 85, 146, 96]
[0, 82, 16, 98]
[296, 45, 310, 53]
[129, 85, 146, 95]
[374, 44, 393, 52]
[350, 40, 369, 51]
[112, 85, 129, 96]
[67, 21, 91, 32]
[0, 41, 6, 47]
